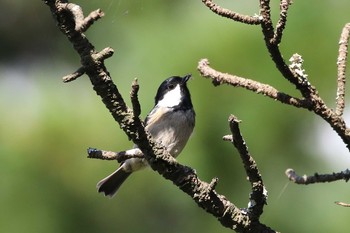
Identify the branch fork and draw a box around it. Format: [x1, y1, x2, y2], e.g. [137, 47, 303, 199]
[200, 0, 350, 207]
[44, 0, 350, 232]
[44, 0, 278, 231]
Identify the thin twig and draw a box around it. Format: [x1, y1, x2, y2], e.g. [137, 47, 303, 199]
[285, 168, 350, 185]
[63, 66, 86, 82]
[130, 78, 141, 118]
[202, 0, 260, 25]
[227, 115, 267, 221]
[336, 23, 350, 116]
[198, 59, 310, 108]
[87, 148, 119, 160]
[79, 9, 104, 32]
[259, 0, 275, 41]
[272, 0, 292, 45]
[87, 148, 143, 162]
[335, 201, 350, 207]
[61, 3, 104, 32]
[93, 47, 114, 62]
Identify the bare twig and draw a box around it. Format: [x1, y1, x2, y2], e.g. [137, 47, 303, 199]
[202, 0, 260, 25]
[285, 168, 350, 184]
[79, 9, 104, 32]
[87, 147, 143, 162]
[59, 3, 104, 32]
[335, 201, 350, 207]
[272, 0, 292, 45]
[208, 177, 219, 192]
[93, 47, 114, 62]
[226, 115, 267, 220]
[63, 66, 85, 82]
[336, 23, 350, 116]
[130, 78, 141, 118]
[198, 58, 310, 108]
[199, 56, 350, 150]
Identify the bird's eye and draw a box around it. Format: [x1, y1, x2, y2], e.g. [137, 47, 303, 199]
[168, 84, 175, 90]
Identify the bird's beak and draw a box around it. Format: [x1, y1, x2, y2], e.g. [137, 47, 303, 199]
[182, 74, 192, 84]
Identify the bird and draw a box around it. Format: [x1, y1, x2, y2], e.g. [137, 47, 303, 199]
[96, 74, 195, 197]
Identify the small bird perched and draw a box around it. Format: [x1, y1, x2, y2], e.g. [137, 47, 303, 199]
[97, 74, 196, 197]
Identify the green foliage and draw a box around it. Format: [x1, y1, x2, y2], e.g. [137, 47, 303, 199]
[1, 0, 350, 232]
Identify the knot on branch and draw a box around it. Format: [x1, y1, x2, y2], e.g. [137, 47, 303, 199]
[193, 179, 218, 203]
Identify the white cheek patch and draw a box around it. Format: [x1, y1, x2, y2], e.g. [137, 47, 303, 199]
[157, 84, 182, 108]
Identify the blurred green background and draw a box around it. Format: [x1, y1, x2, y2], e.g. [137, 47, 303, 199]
[1, 0, 350, 232]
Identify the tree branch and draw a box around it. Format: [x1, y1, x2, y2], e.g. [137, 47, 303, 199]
[259, 0, 318, 100]
[63, 66, 86, 82]
[336, 23, 350, 116]
[130, 78, 141, 118]
[335, 201, 350, 207]
[225, 115, 267, 221]
[202, 0, 260, 25]
[197, 1, 350, 204]
[44, 0, 278, 232]
[198, 58, 311, 109]
[200, 0, 350, 152]
[272, 0, 292, 45]
[285, 168, 350, 184]
[87, 147, 144, 162]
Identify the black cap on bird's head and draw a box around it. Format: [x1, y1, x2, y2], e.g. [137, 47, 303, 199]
[155, 74, 193, 110]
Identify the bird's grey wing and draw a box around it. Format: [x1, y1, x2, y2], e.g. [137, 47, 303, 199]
[144, 106, 169, 131]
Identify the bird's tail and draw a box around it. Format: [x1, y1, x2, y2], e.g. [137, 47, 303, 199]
[96, 166, 131, 198]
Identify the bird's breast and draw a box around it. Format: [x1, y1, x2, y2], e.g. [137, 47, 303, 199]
[145, 108, 195, 157]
